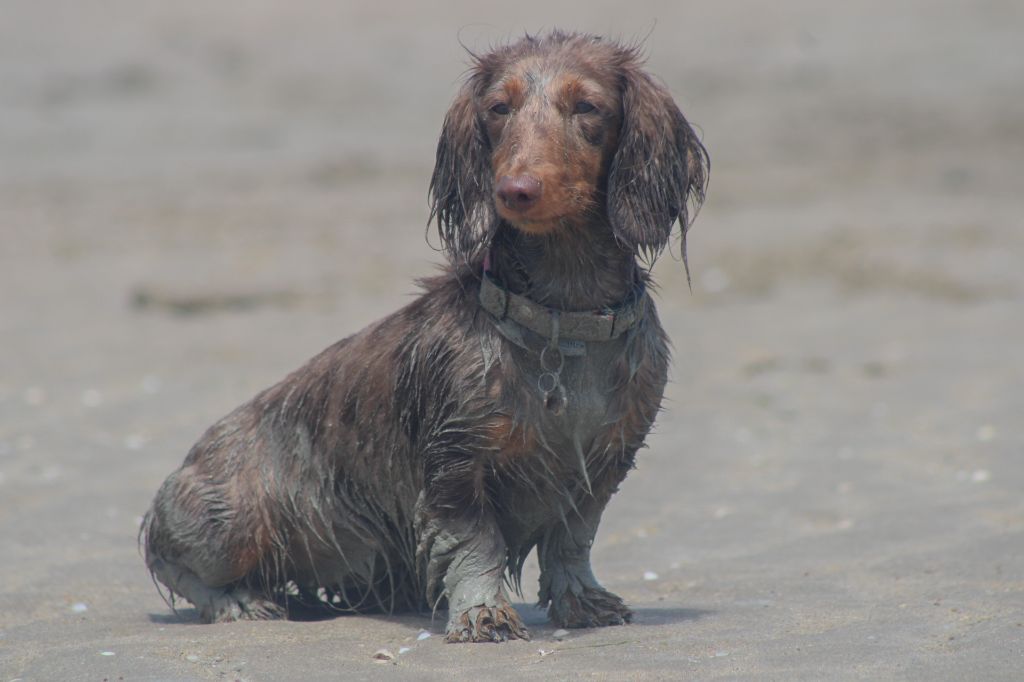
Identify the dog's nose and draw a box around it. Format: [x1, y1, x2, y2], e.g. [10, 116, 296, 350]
[496, 175, 542, 212]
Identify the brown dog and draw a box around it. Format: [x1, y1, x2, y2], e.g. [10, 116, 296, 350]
[142, 30, 708, 643]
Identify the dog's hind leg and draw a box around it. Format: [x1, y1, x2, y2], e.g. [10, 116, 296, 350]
[142, 466, 286, 623]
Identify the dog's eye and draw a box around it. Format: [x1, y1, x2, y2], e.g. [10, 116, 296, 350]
[490, 102, 511, 116]
[573, 101, 597, 115]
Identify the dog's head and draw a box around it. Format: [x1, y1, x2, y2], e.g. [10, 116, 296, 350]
[430, 31, 709, 266]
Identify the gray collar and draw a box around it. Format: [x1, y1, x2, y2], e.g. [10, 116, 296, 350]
[478, 269, 646, 347]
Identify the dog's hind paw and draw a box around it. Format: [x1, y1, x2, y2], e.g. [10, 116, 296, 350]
[199, 588, 286, 624]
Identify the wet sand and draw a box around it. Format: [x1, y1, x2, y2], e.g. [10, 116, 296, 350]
[2, 1, 1022, 679]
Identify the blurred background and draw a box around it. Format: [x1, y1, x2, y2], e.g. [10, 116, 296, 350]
[1, 1, 1021, 679]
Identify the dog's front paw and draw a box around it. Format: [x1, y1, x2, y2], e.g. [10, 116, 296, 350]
[547, 586, 633, 629]
[445, 599, 530, 643]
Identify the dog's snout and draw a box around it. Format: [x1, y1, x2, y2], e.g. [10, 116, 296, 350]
[496, 175, 542, 213]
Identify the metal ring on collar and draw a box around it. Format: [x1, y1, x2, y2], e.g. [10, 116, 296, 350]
[538, 371, 560, 394]
[539, 344, 565, 374]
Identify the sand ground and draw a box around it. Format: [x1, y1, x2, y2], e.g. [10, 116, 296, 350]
[1, 1, 1022, 679]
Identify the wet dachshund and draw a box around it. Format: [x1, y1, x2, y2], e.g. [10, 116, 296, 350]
[142, 30, 709, 643]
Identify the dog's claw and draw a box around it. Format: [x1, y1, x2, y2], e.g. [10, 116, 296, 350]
[445, 603, 530, 643]
[199, 588, 285, 624]
[546, 586, 633, 629]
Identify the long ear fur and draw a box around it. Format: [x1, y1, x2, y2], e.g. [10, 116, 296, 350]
[428, 73, 496, 266]
[607, 63, 710, 272]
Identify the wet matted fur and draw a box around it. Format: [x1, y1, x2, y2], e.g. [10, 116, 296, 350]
[141, 31, 709, 643]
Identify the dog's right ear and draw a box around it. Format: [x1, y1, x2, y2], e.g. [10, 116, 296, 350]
[429, 74, 496, 265]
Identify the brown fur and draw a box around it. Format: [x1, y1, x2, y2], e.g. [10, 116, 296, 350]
[141, 30, 708, 642]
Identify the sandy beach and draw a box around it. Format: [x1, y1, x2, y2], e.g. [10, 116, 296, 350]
[1, 1, 1022, 679]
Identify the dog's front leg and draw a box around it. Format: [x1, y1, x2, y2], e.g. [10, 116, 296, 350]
[537, 477, 634, 628]
[416, 507, 529, 643]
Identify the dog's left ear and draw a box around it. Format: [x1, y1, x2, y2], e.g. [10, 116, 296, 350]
[607, 65, 709, 265]
[429, 73, 497, 265]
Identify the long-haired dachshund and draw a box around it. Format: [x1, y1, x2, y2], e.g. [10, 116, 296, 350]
[142, 30, 709, 643]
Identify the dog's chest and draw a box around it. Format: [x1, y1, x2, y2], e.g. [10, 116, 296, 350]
[545, 352, 616, 441]
[488, 345, 637, 545]
[500, 339, 633, 479]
